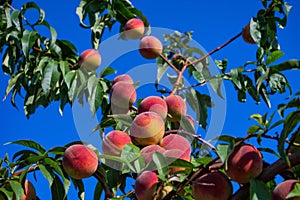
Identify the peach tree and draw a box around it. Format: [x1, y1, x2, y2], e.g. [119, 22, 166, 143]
[0, 0, 300, 199]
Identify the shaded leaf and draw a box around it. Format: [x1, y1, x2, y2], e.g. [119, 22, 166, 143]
[6, 140, 46, 155]
[250, 179, 271, 200]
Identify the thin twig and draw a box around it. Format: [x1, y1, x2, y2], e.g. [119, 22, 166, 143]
[159, 54, 180, 74]
[93, 172, 114, 199]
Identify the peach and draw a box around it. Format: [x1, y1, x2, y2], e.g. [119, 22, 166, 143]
[138, 96, 168, 119]
[62, 144, 98, 179]
[140, 144, 166, 164]
[16, 180, 36, 200]
[139, 36, 163, 59]
[102, 130, 132, 156]
[192, 171, 233, 200]
[242, 23, 256, 44]
[272, 180, 300, 200]
[78, 49, 101, 71]
[160, 134, 191, 160]
[165, 95, 187, 122]
[130, 111, 165, 146]
[225, 144, 263, 184]
[110, 81, 137, 109]
[124, 18, 145, 40]
[134, 171, 158, 200]
[112, 74, 134, 85]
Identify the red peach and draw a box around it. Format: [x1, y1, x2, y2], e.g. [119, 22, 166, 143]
[102, 130, 132, 156]
[124, 18, 145, 40]
[112, 74, 134, 85]
[130, 111, 165, 146]
[225, 144, 263, 184]
[134, 171, 158, 200]
[140, 144, 166, 164]
[18, 180, 36, 200]
[192, 171, 233, 200]
[78, 49, 101, 71]
[139, 36, 163, 59]
[272, 180, 300, 200]
[160, 134, 191, 160]
[110, 81, 137, 109]
[138, 96, 168, 119]
[165, 95, 187, 122]
[62, 144, 98, 179]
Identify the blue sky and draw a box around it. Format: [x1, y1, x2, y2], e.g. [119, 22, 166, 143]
[0, 0, 300, 199]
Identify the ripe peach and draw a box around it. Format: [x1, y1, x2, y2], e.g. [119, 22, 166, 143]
[272, 180, 300, 200]
[134, 171, 158, 200]
[165, 95, 187, 122]
[192, 171, 233, 200]
[78, 49, 101, 71]
[242, 23, 256, 44]
[16, 180, 36, 200]
[140, 144, 166, 164]
[130, 111, 165, 146]
[138, 96, 168, 119]
[139, 36, 163, 59]
[112, 74, 134, 85]
[160, 134, 191, 160]
[124, 18, 145, 40]
[62, 144, 98, 179]
[225, 144, 263, 184]
[102, 130, 132, 156]
[110, 81, 137, 109]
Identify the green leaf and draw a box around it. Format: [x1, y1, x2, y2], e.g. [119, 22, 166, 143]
[93, 182, 103, 200]
[257, 147, 280, 158]
[42, 59, 59, 94]
[216, 144, 233, 163]
[21, 30, 38, 59]
[91, 14, 113, 50]
[20, 2, 45, 26]
[250, 179, 271, 200]
[278, 97, 300, 118]
[266, 50, 284, 65]
[87, 75, 103, 117]
[6, 140, 47, 155]
[0, 188, 13, 200]
[152, 152, 169, 181]
[248, 125, 262, 135]
[156, 56, 169, 86]
[286, 182, 300, 199]
[100, 67, 116, 77]
[38, 163, 54, 187]
[51, 174, 66, 200]
[270, 60, 300, 72]
[9, 180, 24, 200]
[209, 77, 224, 99]
[278, 111, 300, 165]
[121, 143, 140, 163]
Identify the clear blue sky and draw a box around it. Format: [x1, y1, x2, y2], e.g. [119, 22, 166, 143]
[0, 0, 300, 199]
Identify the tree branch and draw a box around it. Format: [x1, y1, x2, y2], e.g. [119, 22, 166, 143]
[93, 172, 114, 200]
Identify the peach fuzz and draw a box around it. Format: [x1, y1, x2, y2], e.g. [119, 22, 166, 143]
[160, 134, 191, 160]
[138, 96, 168, 119]
[225, 143, 263, 184]
[110, 81, 137, 109]
[139, 36, 163, 59]
[130, 111, 165, 146]
[134, 171, 158, 200]
[78, 49, 101, 71]
[62, 144, 98, 179]
[124, 18, 145, 40]
[165, 95, 187, 122]
[102, 130, 132, 156]
[112, 74, 134, 85]
[192, 171, 233, 200]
